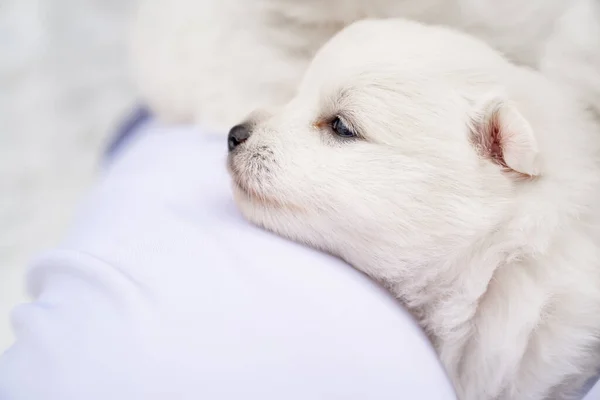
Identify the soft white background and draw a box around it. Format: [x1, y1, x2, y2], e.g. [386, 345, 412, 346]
[0, 0, 135, 351]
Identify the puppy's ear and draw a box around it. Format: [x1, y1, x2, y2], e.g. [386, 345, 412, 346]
[469, 95, 541, 177]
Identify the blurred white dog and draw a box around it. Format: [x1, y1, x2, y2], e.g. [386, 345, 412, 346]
[130, 0, 600, 132]
[227, 19, 600, 400]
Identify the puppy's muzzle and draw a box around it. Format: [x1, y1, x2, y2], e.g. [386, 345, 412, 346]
[228, 124, 252, 152]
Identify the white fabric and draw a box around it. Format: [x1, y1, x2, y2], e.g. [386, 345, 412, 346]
[0, 121, 458, 400]
[588, 381, 600, 399]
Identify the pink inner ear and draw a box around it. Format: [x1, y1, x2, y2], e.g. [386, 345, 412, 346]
[475, 110, 509, 170]
[488, 120, 507, 169]
[471, 101, 540, 177]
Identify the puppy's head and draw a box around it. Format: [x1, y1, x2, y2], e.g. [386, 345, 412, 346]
[227, 19, 540, 282]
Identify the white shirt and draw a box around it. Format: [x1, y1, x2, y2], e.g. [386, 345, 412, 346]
[0, 120, 459, 400]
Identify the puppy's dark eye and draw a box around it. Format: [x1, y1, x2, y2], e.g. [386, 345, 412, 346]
[331, 116, 356, 138]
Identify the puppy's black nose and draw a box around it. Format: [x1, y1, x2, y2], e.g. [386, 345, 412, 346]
[228, 124, 252, 152]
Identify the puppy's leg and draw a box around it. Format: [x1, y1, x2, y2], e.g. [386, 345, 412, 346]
[129, 0, 339, 132]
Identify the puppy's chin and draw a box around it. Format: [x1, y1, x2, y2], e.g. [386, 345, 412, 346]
[230, 176, 305, 218]
[231, 182, 288, 235]
[228, 157, 305, 215]
[231, 180, 265, 212]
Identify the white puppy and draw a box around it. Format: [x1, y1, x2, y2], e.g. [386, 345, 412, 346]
[130, 0, 600, 132]
[227, 19, 600, 400]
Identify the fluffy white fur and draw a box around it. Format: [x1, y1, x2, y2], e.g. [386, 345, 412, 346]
[227, 19, 600, 400]
[130, 0, 600, 132]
